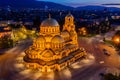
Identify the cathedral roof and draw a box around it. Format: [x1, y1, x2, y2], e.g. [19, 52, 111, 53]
[36, 35, 45, 43]
[52, 35, 64, 43]
[40, 18, 59, 27]
[61, 30, 70, 38]
[42, 49, 54, 58]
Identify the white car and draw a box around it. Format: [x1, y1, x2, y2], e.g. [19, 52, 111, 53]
[99, 61, 104, 64]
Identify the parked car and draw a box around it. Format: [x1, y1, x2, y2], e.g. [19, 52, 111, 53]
[99, 61, 104, 64]
[103, 49, 111, 56]
[99, 73, 104, 76]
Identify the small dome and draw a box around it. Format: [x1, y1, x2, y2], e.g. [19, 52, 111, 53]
[52, 35, 64, 43]
[42, 50, 54, 58]
[70, 30, 75, 35]
[61, 30, 70, 38]
[36, 35, 45, 43]
[40, 18, 59, 27]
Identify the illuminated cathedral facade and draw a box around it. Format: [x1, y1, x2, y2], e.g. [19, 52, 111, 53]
[24, 13, 87, 72]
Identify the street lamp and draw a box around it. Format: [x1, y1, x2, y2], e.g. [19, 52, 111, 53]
[113, 36, 120, 44]
[112, 36, 120, 54]
[115, 38, 120, 43]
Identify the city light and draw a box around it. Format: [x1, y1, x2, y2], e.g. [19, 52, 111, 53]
[0, 0, 120, 80]
[113, 36, 120, 44]
[115, 38, 120, 43]
[78, 27, 87, 36]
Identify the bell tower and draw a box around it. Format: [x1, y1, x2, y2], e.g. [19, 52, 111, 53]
[63, 12, 75, 32]
[63, 13, 78, 46]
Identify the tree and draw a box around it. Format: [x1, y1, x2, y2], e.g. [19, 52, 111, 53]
[103, 73, 120, 80]
[0, 35, 13, 49]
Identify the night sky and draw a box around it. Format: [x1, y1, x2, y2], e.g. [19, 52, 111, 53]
[37, 0, 120, 7]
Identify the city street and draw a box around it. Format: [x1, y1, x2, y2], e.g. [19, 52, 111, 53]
[0, 37, 120, 80]
[0, 0, 120, 79]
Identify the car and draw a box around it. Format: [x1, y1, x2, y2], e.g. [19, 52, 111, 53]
[103, 49, 111, 56]
[104, 52, 111, 56]
[99, 73, 104, 76]
[99, 61, 104, 64]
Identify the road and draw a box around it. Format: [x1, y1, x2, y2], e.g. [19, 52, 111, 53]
[0, 39, 32, 80]
[0, 37, 120, 80]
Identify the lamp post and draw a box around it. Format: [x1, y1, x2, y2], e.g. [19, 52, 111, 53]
[113, 37, 120, 45]
[112, 36, 120, 54]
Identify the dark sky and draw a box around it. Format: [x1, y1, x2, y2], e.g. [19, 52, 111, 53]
[36, 0, 120, 7]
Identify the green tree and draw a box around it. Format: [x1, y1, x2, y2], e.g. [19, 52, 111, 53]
[0, 35, 13, 49]
[104, 73, 120, 80]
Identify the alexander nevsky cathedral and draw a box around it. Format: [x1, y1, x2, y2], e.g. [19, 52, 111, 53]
[23, 13, 87, 72]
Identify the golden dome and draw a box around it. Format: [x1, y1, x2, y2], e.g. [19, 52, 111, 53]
[40, 18, 59, 27]
[61, 30, 70, 38]
[52, 35, 64, 43]
[36, 35, 45, 43]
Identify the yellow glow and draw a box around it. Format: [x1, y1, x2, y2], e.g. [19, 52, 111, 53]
[20, 69, 31, 75]
[23, 13, 87, 72]
[62, 68, 72, 78]
[79, 27, 87, 35]
[71, 62, 82, 69]
[46, 43, 50, 48]
[4, 27, 10, 30]
[116, 38, 120, 42]
[113, 36, 120, 44]
[11, 26, 36, 41]
[33, 72, 42, 79]
[47, 72, 54, 79]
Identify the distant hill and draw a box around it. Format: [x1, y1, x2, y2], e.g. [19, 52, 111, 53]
[0, 0, 73, 10]
[76, 5, 120, 11]
[102, 3, 120, 5]
[76, 6, 105, 10]
[0, 0, 120, 11]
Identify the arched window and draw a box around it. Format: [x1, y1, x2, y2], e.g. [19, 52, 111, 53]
[69, 18, 71, 22]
